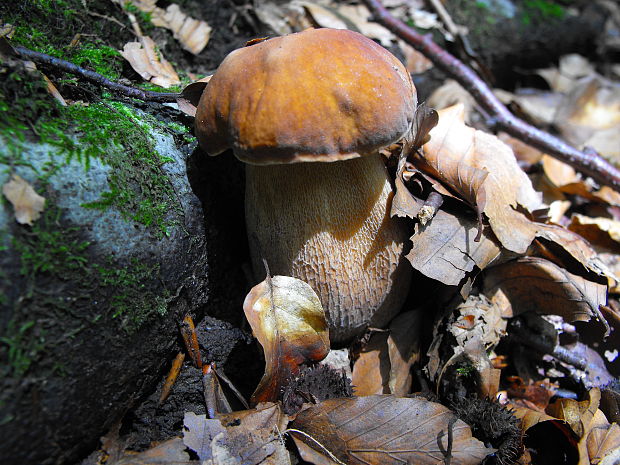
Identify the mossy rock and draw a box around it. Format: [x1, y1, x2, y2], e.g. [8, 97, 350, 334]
[0, 81, 211, 462]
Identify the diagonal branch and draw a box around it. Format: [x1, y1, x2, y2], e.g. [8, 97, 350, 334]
[362, 0, 620, 191]
[13, 45, 180, 103]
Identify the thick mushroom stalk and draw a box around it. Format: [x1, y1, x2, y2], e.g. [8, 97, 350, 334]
[195, 28, 417, 344]
[246, 154, 411, 344]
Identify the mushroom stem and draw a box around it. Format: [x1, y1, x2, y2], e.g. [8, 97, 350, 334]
[245, 152, 411, 345]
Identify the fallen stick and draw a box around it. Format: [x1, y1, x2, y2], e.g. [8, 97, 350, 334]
[363, 0, 620, 191]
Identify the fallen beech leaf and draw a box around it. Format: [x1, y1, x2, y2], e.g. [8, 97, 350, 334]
[120, 0, 211, 54]
[183, 404, 290, 465]
[587, 417, 620, 465]
[351, 330, 390, 396]
[554, 76, 620, 161]
[151, 4, 212, 55]
[115, 438, 189, 465]
[243, 275, 330, 404]
[2, 174, 45, 225]
[569, 214, 620, 253]
[534, 223, 616, 282]
[399, 40, 433, 74]
[289, 396, 493, 465]
[506, 377, 558, 412]
[427, 80, 477, 121]
[418, 104, 544, 253]
[177, 75, 212, 117]
[499, 89, 564, 127]
[407, 209, 501, 286]
[511, 405, 557, 431]
[548, 389, 600, 439]
[120, 36, 180, 88]
[498, 132, 545, 166]
[351, 311, 421, 396]
[484, 257, 607, 324]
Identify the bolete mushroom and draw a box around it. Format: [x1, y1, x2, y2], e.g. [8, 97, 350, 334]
[195, 28, 416, 345]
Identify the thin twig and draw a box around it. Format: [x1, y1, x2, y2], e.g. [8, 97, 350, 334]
[363, 0, 620, 191]
[14, 46, 180, 103]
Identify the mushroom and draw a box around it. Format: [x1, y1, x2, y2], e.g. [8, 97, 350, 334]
[195, 28, 416, 345]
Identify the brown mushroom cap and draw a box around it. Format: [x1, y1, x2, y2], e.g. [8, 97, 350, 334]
[195, 28, 416, 164]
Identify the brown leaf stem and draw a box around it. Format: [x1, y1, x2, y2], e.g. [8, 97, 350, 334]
[362, 0, 620, 191]
[13, 45, 180, 103]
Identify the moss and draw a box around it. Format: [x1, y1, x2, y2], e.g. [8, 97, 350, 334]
[1, 67, 180, 237]
[521, 0, 566, 25]
[1, 0, 129, 80]
[0, 320, 45, 377]
[0, 69, 181, 376]
[1, 205, 172, 376]
[95, 259, 170, 332]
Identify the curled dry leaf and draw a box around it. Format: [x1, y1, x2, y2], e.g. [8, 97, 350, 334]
[554, 76, 620, 162]
[351, 310, 421, 396]
[114, 438, 189, 465]
[120, 36, 180, 88]
[484, 257, 607, 324]
[289, 395, 493, 465]
[177, 75, 212, 117]
[183, 403, 290, 465]
[417, 104, 544, 253]
[406, 209, 501, 286]
[121, 0, 211, 54]
[243, 275, 330, 405]
[2, 174, 45, 225]
[569, 214, 620, 253]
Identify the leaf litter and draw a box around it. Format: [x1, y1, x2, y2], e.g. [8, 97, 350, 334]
[39, 1, 620, 464]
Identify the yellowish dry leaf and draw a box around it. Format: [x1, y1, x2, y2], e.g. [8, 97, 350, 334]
[243, 275, 329, 404]
[418, 104, 544, 253]
[120, 36, 180, 88]
[2, 174, 45, 225]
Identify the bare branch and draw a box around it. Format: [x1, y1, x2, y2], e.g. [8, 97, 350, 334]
[14, 45, 180, 103]
[363, 0, 620, 191]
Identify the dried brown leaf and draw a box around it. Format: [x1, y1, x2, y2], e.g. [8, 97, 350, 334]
[449, 295, 506, 351]
[115, 438, 189, 465]
[554, 76, 620, 161]
[120, 36, 180, 88]
[387, 311, 421, 396]
[177, 75, 212, 117]
[151, 4, 212, 55]
[183, 404, 290, 465]
[511, 405, 557, 432]
[243, 275, 330, 404]
[406, 209, 501, 286]
[2, 174, 45, 225]
[289, 396, 493, 465]
[418, 104, 544, 253]
[351, 331, 390, 396]
[484, 257, 607, 323]
[587, 417, 620, 465]
[351, 311, 421, 397]
[121, 0, 211, 54]
[569, 214, 620, 253]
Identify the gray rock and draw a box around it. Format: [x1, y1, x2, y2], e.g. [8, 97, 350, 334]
[0, 104, 214, 464]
